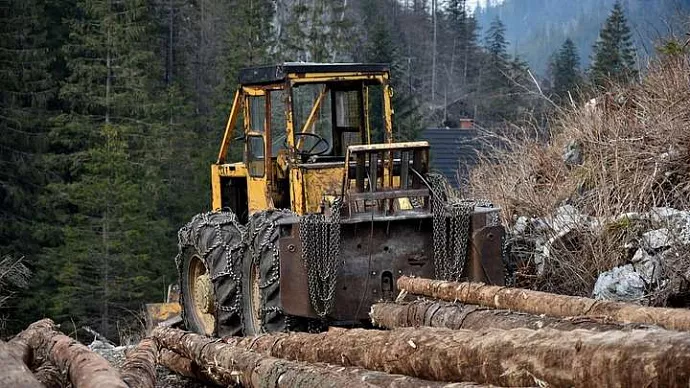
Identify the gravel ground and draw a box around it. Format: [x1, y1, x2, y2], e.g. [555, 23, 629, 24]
[90, 340, 211, 388]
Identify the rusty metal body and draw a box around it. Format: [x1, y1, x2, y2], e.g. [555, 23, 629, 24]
[278, 207, 503, 322]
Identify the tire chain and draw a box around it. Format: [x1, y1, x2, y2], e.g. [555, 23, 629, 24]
[427, 173, 493, 282]
[246, 209, 294, 331]
[298, 198, 343, 318]
[175, 210, 247, 330]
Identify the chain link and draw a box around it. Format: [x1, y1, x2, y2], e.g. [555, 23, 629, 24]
[175, 211, 246, 315]
[427, 173, 493, 282]
[299, 198, 343, 318]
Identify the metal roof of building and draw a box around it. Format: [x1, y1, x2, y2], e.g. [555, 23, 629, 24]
[419, 128, 484, 188]
[238, 62, 390, 85]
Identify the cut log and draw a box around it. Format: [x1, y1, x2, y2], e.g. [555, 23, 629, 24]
[18, 319, 127, 388]
[398, 276, 690, 331]
[158, 349, 214, 384]
[222, 325, 690, 387]
[0, 341, 44, 388]
[120, 338, 158, 388]
[370, 299, 650, 331]
[7, 334, 33, 366]
[152, 326, 477, 388]
[33, 362, 65, 388]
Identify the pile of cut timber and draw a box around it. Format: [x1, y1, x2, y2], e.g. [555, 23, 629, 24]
[2, 277, 690, 387]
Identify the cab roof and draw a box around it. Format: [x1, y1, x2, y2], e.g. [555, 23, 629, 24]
[238, 62, 390, 85]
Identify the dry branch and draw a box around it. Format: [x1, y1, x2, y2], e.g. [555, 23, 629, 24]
[120, 338, 158, 388]
[398, 276, 690, 331]
[17, 319, 127, 388]
[222, 325, 690, 387]
[370, 299, 650, 331]
[0, 341, 44, 388]
[152, 326, 471, 388]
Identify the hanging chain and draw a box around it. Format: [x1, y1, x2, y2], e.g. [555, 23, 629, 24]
[299, 198, 343, 318]
[427, 173, 493, 282]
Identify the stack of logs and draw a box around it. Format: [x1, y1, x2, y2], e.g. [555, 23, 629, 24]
[3, 276, 690, 388]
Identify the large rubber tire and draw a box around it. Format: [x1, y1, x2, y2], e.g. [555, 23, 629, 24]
[241, 209, 306, 335]
[177, 211, 246, 337]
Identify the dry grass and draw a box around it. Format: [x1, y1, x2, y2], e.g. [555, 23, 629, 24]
[469, 53, 690, 301]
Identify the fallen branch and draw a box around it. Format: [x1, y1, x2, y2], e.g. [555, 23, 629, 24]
[121, 338, 158, 388]
[222, 325, 690, 387]
[152, 326, 473, 388]
[18, 319, 128, 388]
[0, 341, 43, 388]
[370, 299, 651, 331]
[398, 276, 690, 331]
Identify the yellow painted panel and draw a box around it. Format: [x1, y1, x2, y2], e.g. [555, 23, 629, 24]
[211, 164, 222, 210]
[302, 166, 344, 213]
[247, 176, 272, 215]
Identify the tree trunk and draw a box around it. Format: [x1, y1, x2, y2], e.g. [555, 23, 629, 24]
[152, 327, 475, 388]
[6, 335, 33, 366]
[0, 342, 43, 388]
[221, 325, 690, 387]
[18, 319, 127, 388]
[370, 300, 650, 332]
[7, 328, 64, 388]
[120, 338, 158, 388]
[158, 349, 214, 384]
[398, 276, 690, 331]
[33, 362, 65, 388]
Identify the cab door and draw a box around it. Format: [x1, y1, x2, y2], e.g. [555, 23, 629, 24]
[244, 88, 272, 213]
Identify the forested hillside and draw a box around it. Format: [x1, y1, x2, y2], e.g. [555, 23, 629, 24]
[0, 0, 684, 341]
[476, 0, 690, 74]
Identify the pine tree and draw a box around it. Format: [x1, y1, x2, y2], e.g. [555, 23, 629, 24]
[437, 0, 480, 124]
[48, 0, 172, 340]
[590, 1, 637, 87]
[0, 0, 55, 257]
[479, 17, 513, 122]
[446, 0, 479, 85]
[358, 0, 422, 141]
[550, 38, 581, 102]
[0, 0, 62, 334]
[278, 0, 353, 62]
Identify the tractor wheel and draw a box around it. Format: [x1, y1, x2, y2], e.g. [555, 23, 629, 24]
[241, 210, 307, 335]
[177, 211, 246, 337]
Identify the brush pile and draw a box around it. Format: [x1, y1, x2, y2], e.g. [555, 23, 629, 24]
[469, 53, 690, 303]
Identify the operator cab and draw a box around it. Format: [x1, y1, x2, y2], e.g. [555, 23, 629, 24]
[237, 63, 389, 166]
[214, 63, 430, 218]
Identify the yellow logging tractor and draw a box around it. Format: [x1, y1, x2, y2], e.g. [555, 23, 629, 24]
[174, 63, 505, 337]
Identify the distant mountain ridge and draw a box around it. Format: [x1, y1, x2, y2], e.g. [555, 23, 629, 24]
[475, 0, 690, 75]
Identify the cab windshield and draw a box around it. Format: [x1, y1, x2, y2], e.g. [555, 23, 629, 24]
[292, 82, 383, 158]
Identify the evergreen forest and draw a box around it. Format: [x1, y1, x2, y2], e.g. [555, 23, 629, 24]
[0, 0, 684, 340]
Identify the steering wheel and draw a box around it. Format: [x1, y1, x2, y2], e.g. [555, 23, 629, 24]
[292, 132, 330, 157]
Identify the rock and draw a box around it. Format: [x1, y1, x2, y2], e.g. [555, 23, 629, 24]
[630, 249, 663, 285]
[593, 248, 666, 304]
[549, 205, 587, 233]
[89, 339, 115, 351]
[648, 207, 687, 223]
[593, 264, 646, 303]
[642, 228, 672, 249]
[513, 216, 529, 234]
[562, 139, 583, 166]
